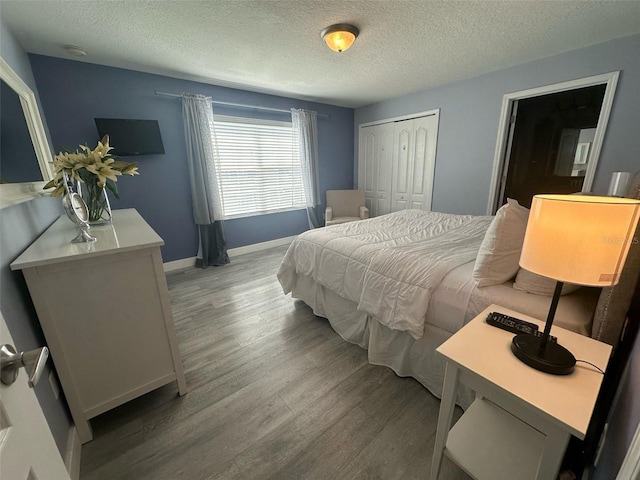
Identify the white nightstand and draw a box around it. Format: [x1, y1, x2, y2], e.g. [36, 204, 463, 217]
[430, 305, 612, 480]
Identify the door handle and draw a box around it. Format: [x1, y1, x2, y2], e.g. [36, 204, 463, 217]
[0, 344, 49, 388]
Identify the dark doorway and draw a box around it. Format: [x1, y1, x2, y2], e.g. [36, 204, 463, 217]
[500, 84, 607, 208]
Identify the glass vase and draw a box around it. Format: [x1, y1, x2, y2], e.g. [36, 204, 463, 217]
[77, 180, 112, 225]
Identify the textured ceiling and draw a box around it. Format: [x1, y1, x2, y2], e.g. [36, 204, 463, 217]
[2, 0, 640, 108]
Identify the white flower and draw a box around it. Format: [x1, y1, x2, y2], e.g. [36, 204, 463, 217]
[44, 136, 139, 197]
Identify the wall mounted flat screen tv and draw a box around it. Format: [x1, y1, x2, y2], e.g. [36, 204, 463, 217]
[94, 118, 165, 156]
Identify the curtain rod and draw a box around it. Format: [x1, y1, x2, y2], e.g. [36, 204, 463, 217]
[154, 90, 330, 118]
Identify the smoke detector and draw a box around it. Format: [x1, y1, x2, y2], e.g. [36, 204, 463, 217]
[64, 45, 87, 57]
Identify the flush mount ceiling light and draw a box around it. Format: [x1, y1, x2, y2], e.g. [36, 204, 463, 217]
[321, 23, 359, 53]
[64, 45, 86, 57]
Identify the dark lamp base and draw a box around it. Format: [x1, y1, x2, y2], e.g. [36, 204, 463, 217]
[511, 334, 576, 375]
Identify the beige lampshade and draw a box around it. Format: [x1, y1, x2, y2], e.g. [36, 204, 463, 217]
[321, 24, 359, 52]
[520, 194, 640, 287]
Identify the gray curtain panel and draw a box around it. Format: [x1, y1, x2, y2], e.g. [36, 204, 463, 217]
[195, 223, 229, 268]
[291, 108, 321, 229]
[181, 94, 229, 267]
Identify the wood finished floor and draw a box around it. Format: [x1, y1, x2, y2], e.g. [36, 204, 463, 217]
[80, 245, 471, 480]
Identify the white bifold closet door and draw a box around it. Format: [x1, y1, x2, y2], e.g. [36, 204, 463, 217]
[359, 112, 438, 217]
[390, 115, 438, 212]
[359, 122, 394, 217]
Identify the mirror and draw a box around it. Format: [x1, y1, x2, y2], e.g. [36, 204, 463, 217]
[554, 128, 596, 178]
[0, 56, 54, 208]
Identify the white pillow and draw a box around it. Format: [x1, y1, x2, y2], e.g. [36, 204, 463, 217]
[513, 268, 581, 296]
[473, 198, 530, 287]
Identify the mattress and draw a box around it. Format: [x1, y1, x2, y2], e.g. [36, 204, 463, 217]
[278, 209, 493, 338]
[429, 260, 598, 336]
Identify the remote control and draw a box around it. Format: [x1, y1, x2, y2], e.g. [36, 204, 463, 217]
[486, 311, 539, 335]
[486, 312, 558, 343]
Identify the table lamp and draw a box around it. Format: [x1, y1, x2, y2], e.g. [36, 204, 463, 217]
[513, 194, 640, 375]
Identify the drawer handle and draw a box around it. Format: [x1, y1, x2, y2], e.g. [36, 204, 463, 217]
[0, 344, 49, 388]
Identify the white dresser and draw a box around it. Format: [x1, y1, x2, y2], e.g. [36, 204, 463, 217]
[11, 209, 187, 443]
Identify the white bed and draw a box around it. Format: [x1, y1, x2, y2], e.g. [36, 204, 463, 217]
[277, 209, 599, 408]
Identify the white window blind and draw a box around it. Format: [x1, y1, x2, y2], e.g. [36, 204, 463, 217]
[212, 115, 305, 218]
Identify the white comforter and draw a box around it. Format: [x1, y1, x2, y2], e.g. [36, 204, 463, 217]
[278, 210, 492, 339]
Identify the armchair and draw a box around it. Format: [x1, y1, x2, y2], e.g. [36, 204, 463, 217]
[325, 190, 369, 226]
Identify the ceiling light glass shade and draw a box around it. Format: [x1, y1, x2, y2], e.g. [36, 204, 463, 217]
[321, 24, 359, 52]
[520, 194, 640, 287]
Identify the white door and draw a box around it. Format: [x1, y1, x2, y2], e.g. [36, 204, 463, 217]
[359, 122, 393, 217]
[373, 123, 394, 216]
[0, 311, 70, 480]
[496, 99, 519, 210]
[360, 125, 377, 215]
[407, 115, 438, 211]
[391, 119, 413, 211]
[391, 114, 438, 212]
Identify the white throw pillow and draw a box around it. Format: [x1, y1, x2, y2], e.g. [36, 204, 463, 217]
[513, 268, 581, 296]
[473, 198, 530, 287]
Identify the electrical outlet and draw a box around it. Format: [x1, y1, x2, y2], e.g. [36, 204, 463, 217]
[48, 370, 60, 400]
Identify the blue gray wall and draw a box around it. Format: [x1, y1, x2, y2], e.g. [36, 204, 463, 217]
[355, 34, 640, 215]
[29, 55, 355, 262]
[0, 19, 70, 455]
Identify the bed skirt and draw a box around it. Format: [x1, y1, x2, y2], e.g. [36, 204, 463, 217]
[290, 273, 475, 409]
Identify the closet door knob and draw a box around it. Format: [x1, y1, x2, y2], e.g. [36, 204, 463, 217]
[0, 344, 49, 388]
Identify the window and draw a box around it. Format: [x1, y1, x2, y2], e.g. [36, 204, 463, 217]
[213, 115, 305, 218]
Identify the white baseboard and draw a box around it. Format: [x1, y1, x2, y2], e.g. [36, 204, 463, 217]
[64, 425, 81, 480]
[227, 235, 295, 257]
[163, 256, 197, 272]
[163, 236, 295, 272]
